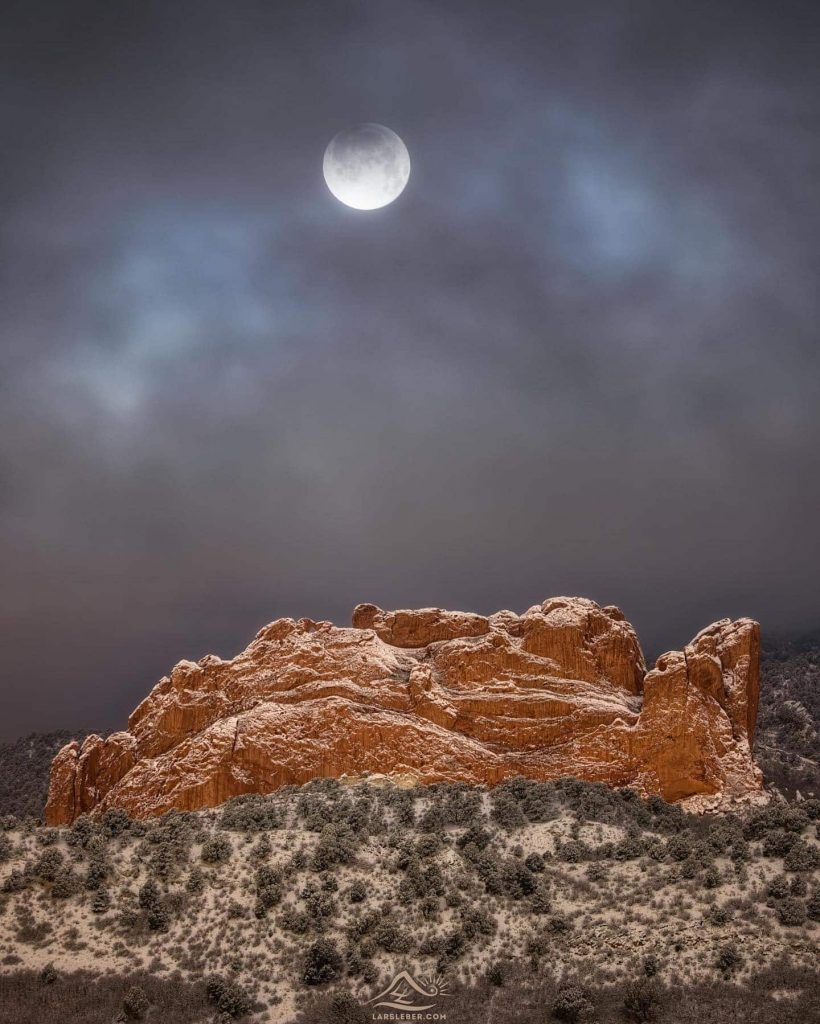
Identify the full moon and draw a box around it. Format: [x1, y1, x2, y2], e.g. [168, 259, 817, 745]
[323, 123, 410, 210]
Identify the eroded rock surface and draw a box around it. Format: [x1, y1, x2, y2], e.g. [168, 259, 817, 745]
[45, 597, 762, 823]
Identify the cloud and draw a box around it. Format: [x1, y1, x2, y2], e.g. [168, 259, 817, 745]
[1, 0, 819, 736]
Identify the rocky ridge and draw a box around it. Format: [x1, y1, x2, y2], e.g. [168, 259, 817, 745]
[45, 597, 762, 823]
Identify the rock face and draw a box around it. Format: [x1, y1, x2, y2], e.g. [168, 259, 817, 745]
[45, 597, 762, 823]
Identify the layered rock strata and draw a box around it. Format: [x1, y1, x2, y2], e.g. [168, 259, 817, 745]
[45, 597, 762, 823]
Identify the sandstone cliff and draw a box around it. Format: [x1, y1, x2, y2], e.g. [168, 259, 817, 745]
[45, 597, 762, 823]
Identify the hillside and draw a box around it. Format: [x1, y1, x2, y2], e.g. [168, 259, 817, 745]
[0, 630, 817, 1022]
[0, 778, 818, 1023]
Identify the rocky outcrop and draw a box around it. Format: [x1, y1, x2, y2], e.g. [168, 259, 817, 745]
[351, 603, 491, 648]
[45, 597, 762, 823]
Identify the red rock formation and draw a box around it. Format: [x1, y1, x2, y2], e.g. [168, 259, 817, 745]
[44, 597, 762, 823]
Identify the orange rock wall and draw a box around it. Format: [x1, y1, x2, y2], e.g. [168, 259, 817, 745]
[45, 597, 762, 823]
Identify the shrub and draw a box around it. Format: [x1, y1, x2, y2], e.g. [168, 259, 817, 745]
[807, 890, 820, 921]
[205, 975, 252, 1018]
[346, 910, 380, 943]
[312, 823, 357, 871]
[614, 835, 646, 861]
[779, 806, 810, 832]
[302, 939, 344, 986]
[426, 783, 483, 827]
[777, 897, 807, 926]
[460, 905, 496, 939]
[122, 985, 151, 1020]
[186, 866, 205, 894]
[487, 962, 506, 986]
[384, 789, 416, 827]
[763, 830, 798, 857]
[643, 954, 659, 977]
[101, 808, 132, 837]
[219, 794, 281, 832]
[801, 798, 820, 820]
[706, 904, 731, 926]
[552, 982, 594, 1022]
[303, 887, 338, 926]
[715, 943, 742, 974]
[32, 848, 64, 882]
[524, 851, 545, 873]
[138, 877, 169, 931]
[790, 875, 808, 896]
[526, 931, 550, 966]
[373, 921, 412, 954]
[146, 904, 170, 931]
[51, 867, 82, 899]
[393, 842, 415, 873]
[280, 907, 312, 934]
[328, 991, 368, 1024]
[416, 833, 441, 858]
[91, 888, 111, 914]
[84, 857, 109, 891]
[201, 835, 232, 864]
[622, 979, 662, 1022]
[250, 833, 272, 861]
[745, 805, 809, 840]
[585, 863, 607, 882]
[138, 878, 161, 910]
[666, 834, 693, 862]
[420, 895, 439, 920]
[253, 864, 282, 918]
[767, 876, 789, 900]
[39, 963, 58, 985]
[2, 868, 27, 893]
[557, 839, 592, 863]
[347, 879, 367, 904]
[784, 840, 820, 872]
[437, 928, 468, 969]
[67, 815, 97, 849]
[456, 824, 492, 852]
[517, 782, 560, 823]
[0, 832, 12, 862]
[417, 804, 446, 832]
[707, 818, 743, 853]
[501, 860, 536, 899]
[730, 839, 750, 862]
[491, 791, 526, 830]
[703, 865, 722, 889]
[530, 881, 552, 915]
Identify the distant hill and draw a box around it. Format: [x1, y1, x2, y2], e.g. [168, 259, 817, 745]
[756, 632, 820, 798]
[0, 731, 88, 820]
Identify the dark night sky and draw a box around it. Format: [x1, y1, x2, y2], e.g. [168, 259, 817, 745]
[1, 1, 819, 739]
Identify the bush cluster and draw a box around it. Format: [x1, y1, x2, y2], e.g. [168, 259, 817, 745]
[205, 975, 253, 1018]
[302, 939, 344, 986]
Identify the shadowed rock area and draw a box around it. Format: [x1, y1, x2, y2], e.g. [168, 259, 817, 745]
[45, 597, 762, 823]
